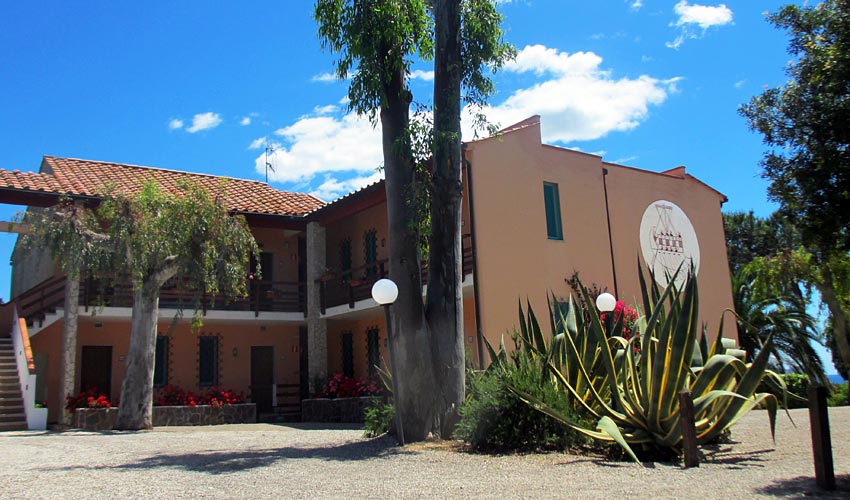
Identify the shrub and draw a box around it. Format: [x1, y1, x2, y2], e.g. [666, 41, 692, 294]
[507, 267, 784, 463]
[456, 354, 589, 453]
[828, 382, 849, 407]
[363, 398, 395, 438]
[65, 388, 111, 413]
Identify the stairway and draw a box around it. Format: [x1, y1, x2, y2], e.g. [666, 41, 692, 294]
[0, 336, 27, 431]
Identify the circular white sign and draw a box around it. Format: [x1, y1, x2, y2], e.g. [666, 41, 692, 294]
[639, 200, 700, 289]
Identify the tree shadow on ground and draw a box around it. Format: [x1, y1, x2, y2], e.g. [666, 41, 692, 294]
[699, 446, 772, 469]
[39, 435, 413, 475]
[755, 474, 850, 499]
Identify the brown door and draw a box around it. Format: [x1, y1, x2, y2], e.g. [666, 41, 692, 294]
[80, 346, 112, 398]
[251, 346, 274, 415]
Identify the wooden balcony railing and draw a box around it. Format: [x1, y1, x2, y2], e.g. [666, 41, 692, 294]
[16, 274, 306, 326]
[318, 236, 474, 313]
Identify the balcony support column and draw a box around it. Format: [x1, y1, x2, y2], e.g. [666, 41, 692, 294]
[306, 221, 327, 393]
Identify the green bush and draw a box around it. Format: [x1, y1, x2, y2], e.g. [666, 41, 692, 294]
[456, 354, 589, 453]
[363, 398, 395, 438]
[828, 382, 849, 407]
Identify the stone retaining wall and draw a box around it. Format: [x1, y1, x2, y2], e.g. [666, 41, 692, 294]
[72, 404, 256, 431]
[301, 396, 377, 423]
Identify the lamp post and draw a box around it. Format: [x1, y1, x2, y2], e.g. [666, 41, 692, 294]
[596, 292, 616, 335]
[371, 278, 404, 446]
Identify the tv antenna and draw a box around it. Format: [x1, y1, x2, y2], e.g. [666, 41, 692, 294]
[264, 143, 276, 183]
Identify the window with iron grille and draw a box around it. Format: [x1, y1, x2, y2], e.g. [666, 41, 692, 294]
[364, 229, 378, 276]
[340, 237, 352, 277]
[342, 332, 354, 378]
[153, 336, 168, 387]
[199, 336, 219, 387]
[366, 327, 380, 376]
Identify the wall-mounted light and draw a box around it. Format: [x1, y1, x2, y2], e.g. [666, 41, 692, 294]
[232, 347, 238, 357]
[381, 238, 386, 248]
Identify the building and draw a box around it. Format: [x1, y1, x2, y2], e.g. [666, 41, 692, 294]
[0, 116, 735, 427]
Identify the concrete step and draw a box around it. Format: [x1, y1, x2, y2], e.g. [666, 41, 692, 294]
[0, 422, 27, 431]
[0, 413, 26, 423]
[0, 405, 24, 413]
[0, 399, 24, 407]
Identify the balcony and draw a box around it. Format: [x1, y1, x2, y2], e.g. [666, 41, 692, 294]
[318, 235, 474, 313]
[16, 274, 305, 328]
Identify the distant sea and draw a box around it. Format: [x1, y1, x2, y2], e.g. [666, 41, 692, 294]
[828, 374, 847, 384]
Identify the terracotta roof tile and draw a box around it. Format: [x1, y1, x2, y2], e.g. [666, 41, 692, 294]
[0, 156, 325, 216]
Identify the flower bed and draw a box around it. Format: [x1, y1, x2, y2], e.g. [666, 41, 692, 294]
[72, 403, 256, 431]
[301, 373, 383, 423]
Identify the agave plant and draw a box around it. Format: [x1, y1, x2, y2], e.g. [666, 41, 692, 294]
[508, 267, 785, 463]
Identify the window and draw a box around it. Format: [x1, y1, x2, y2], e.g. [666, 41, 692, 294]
[340, 238, 352, 277]
[153, 336, 168, 387]
[249, 252, 274, 281]
[543, 182, 563, 240]
[341, 332, 354, 378]
[199, 336, 219, 386]
[364, 229, 378, 276]
[366, 327, 380, 376]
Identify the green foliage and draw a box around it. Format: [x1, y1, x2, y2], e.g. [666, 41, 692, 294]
[739, 0, 850, 253]
[758, 373, 810, 409]
[732, 270, 827, 385]
[507, 268, 784, 463]
[314, 0, 432, 119]
[24, 181, 260, 325]
[363, 398, 396, 438]
[456, 359, 589, 453]
[828, 382, 849, 407]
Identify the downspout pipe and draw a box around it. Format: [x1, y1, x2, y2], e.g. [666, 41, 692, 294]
[602, 167, 619, 299]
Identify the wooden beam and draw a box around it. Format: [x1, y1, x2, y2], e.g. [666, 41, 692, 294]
[0, 221, 29, 234]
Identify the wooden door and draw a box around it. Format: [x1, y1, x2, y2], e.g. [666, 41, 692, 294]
[251, 346, 274, 415]
[80, 346, 112, 398]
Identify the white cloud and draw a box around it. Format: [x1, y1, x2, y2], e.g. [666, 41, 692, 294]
[310, 171, 384, 201]
[313, 104, 339, 115]
[186, 112, 223, 133]
[484, 44, 680, 143]
[734, 79, 747, 89]
[261, 44, 678, 198]
[254, 112, 382, 184]
[630, 0, 644, 11]
[410, 69, 435, 81]
[168, 118, 184, 130]
[667, 1, 733, 49]
[312, 72, 339, 83]
[248, 136, 267, 150]
[240, 116, 251, 126]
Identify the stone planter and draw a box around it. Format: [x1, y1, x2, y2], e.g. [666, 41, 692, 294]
[301, 396, 378, 423]
[72, 403, 256, 431]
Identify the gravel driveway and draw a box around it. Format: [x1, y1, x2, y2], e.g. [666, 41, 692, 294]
[1, 407, 848, 499]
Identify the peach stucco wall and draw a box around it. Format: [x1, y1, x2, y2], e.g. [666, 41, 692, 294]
[326, 203, 389, 276]
[465, 120, 735, 356]
[325, 297, 478, 381]
[29, 316, 301, 423]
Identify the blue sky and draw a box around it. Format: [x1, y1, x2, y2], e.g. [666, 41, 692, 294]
[3, 1, 835, 370]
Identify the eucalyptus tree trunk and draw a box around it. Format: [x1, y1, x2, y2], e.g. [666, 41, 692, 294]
[817, 264, 850, 378]
[59, 265, 80, 427]
[381, 60, 439, 442]
[114, 281, 161, 430]
[427, 0, 465, 436]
